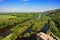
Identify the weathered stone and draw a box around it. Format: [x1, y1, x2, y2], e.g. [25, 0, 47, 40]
[37, 32, 55, 40]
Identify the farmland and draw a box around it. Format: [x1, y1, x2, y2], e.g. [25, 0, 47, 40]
[0, 9, 60, 40]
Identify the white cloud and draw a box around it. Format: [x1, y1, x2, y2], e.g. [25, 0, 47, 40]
[9, 8, 20, 12]
[0, 7, 20, 12]
[12, 8, 18, 11]
[2, 8, 8, 10]
[0, 7, 42, 12]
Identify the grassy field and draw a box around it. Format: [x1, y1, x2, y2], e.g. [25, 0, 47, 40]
[0, 15, 16, 18]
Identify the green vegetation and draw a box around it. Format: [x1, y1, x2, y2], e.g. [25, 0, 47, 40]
[0, 36, 3, 40]
[50, 21, 60, 38]
[0, 14, 37, 29]
[46, 9, 60, 39]
[24, 33, 30, 37]
[1, 13, 38, 40]
[0, 9, 60, 40]
[22, 15, 49, 38]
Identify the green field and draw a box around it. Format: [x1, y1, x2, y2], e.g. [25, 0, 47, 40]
[0, 9, 60, 40]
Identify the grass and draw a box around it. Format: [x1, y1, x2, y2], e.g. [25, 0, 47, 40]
[3, 33, 12, 40]
[0, 15, 16, 18]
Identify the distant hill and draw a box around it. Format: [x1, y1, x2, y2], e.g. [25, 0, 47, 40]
[43, 9, 60, 16]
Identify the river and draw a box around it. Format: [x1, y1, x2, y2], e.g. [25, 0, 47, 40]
[16, 23, 50, 40]
[16, 15, 50, 40]
[38, 24, 50, 33]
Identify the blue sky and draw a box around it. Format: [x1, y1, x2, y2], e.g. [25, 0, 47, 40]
[0, 0, 60, 12]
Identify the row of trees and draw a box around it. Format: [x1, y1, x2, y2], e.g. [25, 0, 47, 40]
[0, 14, 38, 29]
[3, 14, 37, 40]
[45, 9, 60, 39]
[9, 19, 35, 40]
[22, 15, 49, 38]
[50, 21, 60, 39]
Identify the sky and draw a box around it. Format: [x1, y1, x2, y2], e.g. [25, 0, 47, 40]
[0, 0, 60, 12]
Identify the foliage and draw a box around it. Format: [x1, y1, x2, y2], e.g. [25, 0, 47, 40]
[50, 21, 60, 38]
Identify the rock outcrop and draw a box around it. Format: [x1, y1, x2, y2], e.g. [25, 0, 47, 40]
[37, 32, 59, 40]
